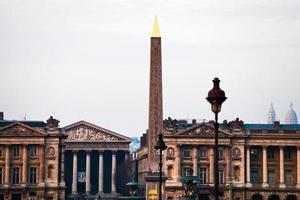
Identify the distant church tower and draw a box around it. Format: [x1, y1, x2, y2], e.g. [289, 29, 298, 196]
[285, 102, 298, 124]
[267, 103, 276, 124]
[148, 17, 163, 171]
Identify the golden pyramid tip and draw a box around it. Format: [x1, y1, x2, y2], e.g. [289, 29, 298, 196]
[151, 16, 160, 37]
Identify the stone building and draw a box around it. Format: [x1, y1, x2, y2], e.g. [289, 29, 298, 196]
[0, 113, 66, 200]
[63, 120, 131, 199]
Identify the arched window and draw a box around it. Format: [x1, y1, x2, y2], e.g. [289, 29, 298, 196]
[48, 165, 54, 179]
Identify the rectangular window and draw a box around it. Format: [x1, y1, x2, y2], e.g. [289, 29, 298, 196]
[199, 147, 207, 158]
[285, 170, 293, 185]
[12, 146, 20, 157]
[29, 146, 37, 157]
[267, 149, 275, 160]
[182, 167, 193, 177]
[182, 147, 190, 158]
[250, 168, 259, 183]
[218, 148, 224, 159]
[199, 167, 207, 184]
[0, 146, 3, 157]
[29, 167, 37, 184]
[284, 149, 292, 160]
[251, 148, 259, 161]
[0, 167, 3, 184]
[268, 169, 275, 185]
[12, 167, 20, 184]
[219, 168, 224, 184]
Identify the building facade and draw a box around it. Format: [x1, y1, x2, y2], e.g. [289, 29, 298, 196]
[0, 115, 66, 200]
[63, 121, 131, 199]
[137, 118, 300, 200]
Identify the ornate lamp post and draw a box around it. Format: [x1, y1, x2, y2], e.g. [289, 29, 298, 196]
[206, 78, 227, 200]
[155, 133, 167, 200]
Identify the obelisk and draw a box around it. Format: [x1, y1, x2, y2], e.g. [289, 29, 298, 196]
[148, 16, 163, 172]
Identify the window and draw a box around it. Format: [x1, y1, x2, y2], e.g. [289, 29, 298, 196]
[12, 167, 20, 184]
[250, 168, 259, 183]
[29, 145, 37, 157]
[285, 170, 293, 185]
[251, 148, 259, 161]
[218, 148, 224, 159]
[233, 166, 240, 181]
[12, 146, 20, 157]
[182, 167, 193, 177]
[0, 167, 3, 184]
[219, 168, 224, 184]
[0, 146, 3, 157]
[267, 149, 275, 160]
[182, 147, 190, 158]
[29, 167, 37, 184]
[268, 169, 275, 185]
[199, 167, 207, 184]
[284, 149, 292, 160]
[199, 148, 207, 158]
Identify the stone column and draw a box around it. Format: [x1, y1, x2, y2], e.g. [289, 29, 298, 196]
[22, 145, 27, 184]
[246, 146, 251, 187]
[39, 145, 45, 184]
[60, 144, 65, 186]
[262, 146, 268, 187]
[72, 151, 78, 194]
[86, 151, 91, 193]
[209, 146, 214, 185]
[279, 146, 285, 188]
[297, 147, 300, 187]
[111, 152, 117, 193]
[98, 151, 104, 193]
[4, 145, 10, 185]
[176, 145, 181, 180]
[193, 146, 198, 176]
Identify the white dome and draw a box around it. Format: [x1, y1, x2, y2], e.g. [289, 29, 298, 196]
[285, 102, 298, 124]
[267, 103, 276, 124]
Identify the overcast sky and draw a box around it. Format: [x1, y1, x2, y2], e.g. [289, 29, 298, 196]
[0, 0, 299, 137]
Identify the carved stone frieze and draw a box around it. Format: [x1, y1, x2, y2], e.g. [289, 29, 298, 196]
[0, 124, 41, 136]
[66, 124, 122, 142]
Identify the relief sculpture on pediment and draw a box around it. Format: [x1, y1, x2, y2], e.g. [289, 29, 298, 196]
[0, 125, 39, 136]
[66, 125, 121, 142]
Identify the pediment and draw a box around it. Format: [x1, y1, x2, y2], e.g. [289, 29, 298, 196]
[176, 123, 232, 137]
[64, 121, 131, 143]
[0, 122, 46, 136]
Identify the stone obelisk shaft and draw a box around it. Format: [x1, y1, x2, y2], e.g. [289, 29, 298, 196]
[148, 17, 163, 171]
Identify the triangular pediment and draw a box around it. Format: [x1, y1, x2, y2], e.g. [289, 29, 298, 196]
[0, 122, 46, 136]
[64, 121, 131, 143]
[176, 123, 232, 137]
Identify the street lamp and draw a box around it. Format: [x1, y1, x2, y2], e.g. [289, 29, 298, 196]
[206, 78, 227, 200]
[155, 133, 167, 200]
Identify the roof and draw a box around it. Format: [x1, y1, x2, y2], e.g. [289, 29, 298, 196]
[0, 120, 45, 128]
[243, 124, 300, 131]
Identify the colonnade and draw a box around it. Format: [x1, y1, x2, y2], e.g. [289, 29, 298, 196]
[245, 146, 300, 187]
[71, 150, 120, 194]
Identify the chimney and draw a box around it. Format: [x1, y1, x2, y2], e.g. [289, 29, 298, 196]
[0, 112, 3, 120]
[192, 119, 197, 125]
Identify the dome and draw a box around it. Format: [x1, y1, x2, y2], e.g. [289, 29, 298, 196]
[267, 103, 276, 124]
[285, 102, 298, 124]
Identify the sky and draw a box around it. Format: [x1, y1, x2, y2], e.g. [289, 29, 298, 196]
[0, 0, 300, 137]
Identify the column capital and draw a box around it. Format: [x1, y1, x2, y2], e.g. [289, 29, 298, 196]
[86, 150, 92, 154]
[22, 144, 28, 147]
[297, 146, 300, 150]
[72, 150, 78, 154]
[279, 145, 285, 149]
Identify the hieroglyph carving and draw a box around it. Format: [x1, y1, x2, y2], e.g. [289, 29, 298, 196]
[66, 124, 121, 142]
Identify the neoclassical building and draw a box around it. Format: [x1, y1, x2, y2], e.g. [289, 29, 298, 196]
[63, 121, 131, 199]
[0, 114, 66, 200]
[137, 118, 300, 200]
